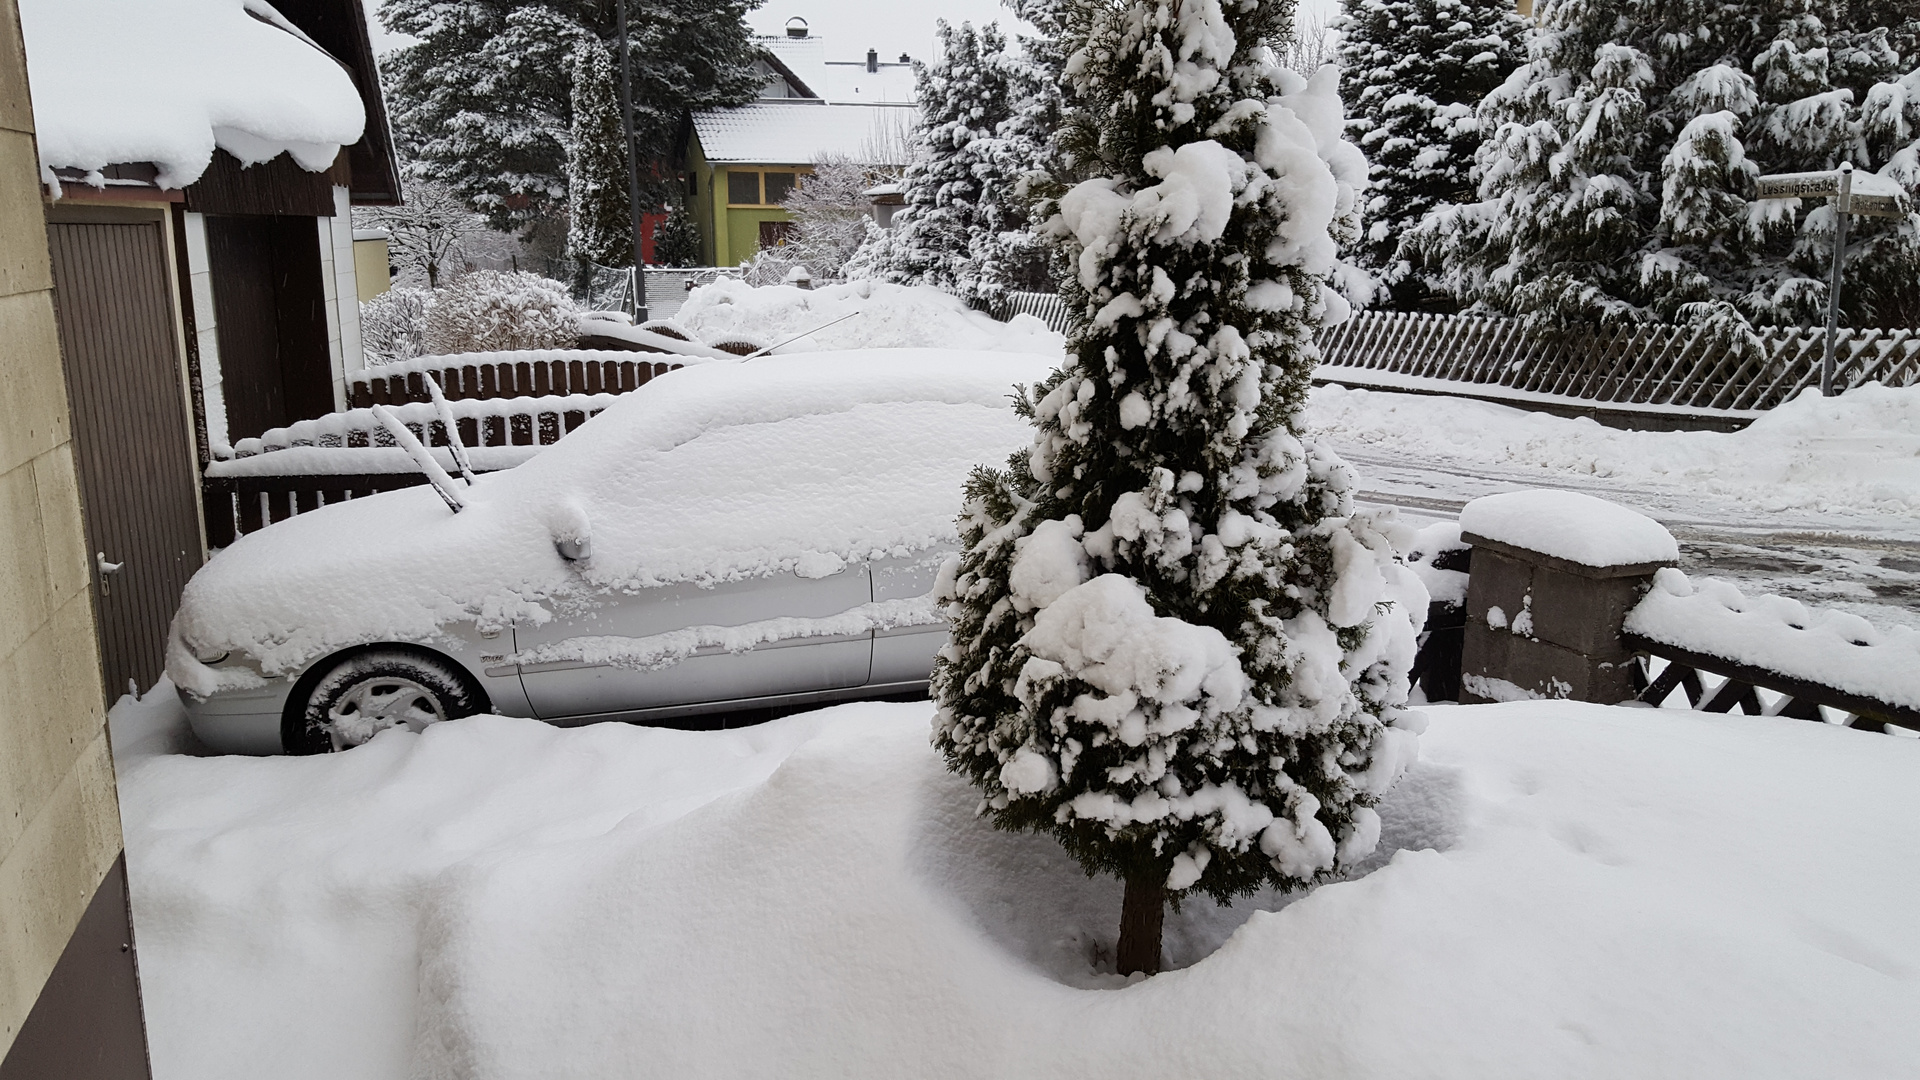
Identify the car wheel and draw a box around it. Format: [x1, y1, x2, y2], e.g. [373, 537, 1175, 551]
[287, 650, 482, 754]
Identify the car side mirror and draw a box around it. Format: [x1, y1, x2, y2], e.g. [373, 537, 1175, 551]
[555, 535, 590, 562]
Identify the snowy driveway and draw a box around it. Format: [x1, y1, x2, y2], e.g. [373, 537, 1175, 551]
[1307, 385, 1920, 630]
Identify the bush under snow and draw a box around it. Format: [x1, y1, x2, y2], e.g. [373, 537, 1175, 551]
[421, 270, 580, 355]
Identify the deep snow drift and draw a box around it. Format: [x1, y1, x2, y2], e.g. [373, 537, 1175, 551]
[114, 690, 1920, 1080]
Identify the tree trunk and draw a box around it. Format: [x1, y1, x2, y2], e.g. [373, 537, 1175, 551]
[1116, 870, 1165, 976]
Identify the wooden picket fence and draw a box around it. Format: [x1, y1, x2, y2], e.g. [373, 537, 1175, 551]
[347, 351, 684, 408]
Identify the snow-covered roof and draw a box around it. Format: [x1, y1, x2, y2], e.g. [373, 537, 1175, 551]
[19, 0, 368, 189]
[693, 103, 917, 167]
[760, 34, 917, 105]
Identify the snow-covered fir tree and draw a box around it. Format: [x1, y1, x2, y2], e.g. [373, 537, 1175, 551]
[383, 0, 761, 233]
[567, 33, 631, 267]
[1415, 0, 1920, 335]
[1338, 0, 1524, 309]
[932, 0, 1426, 976]
[868, 21, 1048, 304]
[652, 200, 702, 268]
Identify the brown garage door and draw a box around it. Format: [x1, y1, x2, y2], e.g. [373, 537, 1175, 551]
[46, 212, 205, 699]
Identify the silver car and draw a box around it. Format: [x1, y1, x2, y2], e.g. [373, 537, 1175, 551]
[169, 350, 1047, 754]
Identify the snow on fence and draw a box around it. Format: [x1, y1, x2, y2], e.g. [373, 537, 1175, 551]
[348, 350, 686, 409]
[204, 392, 618, 545]
[642, 267, 744, 320]
[1317, 311, 1920, 428]
[985, 293, 1920, 430]
[1624, 571, 1920, 733]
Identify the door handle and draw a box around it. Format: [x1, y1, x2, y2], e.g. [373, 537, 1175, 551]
[96, 552, 123, 597]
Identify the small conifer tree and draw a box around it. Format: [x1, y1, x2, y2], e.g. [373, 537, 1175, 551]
[567, 34, 632, 267]
[932, 0, 1427, 977]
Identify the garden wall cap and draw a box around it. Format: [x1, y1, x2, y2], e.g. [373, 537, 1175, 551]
[1459, 489, 1678, 568]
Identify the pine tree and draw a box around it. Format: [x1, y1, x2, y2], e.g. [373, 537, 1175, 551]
[874, 21, 1048, 304]
[383, 0, 762, 233]
[1337, 0, 1524, 309]
[652, 200, 702, 268]
[1414, 0, 1920, 336]
[568, 33, 631, 267]
[932, 0, 1426, 977]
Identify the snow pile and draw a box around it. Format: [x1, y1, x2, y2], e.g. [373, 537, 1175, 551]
[114, 691, 1920, 1079]
[20, 0, 367, 189]
[672, 278, 1066, 356]
[1307, 382, 1920, 519]
[168, 350, 1055, 688]
[1405, 519, 1470, 607]
[1626, 569, 1920, 711]
[1460, 489, 1679, 567]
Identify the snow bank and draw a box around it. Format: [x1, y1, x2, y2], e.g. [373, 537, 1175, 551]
[115, 691, 1920, 1079]
[1460, 489, 1679, 567]
[21, 0, 367, 189]
[1307, 382, 1920, 519]
[1627, 569, 1920, 711]
[673, 278, 1067, 356]
[169, 350, 1054, 683]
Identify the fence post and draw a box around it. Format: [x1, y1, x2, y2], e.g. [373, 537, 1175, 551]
[1455, 490, 1679, 704]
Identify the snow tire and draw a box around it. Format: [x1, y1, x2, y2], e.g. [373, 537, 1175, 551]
[286, 649, 483, 755]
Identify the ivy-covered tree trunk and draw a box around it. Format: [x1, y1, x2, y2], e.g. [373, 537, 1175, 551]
[932, 0, 1427, 975]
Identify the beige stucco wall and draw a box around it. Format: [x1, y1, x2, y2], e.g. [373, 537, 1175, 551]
[354, 235, 390, 302]
[0, 0, 125, 1059]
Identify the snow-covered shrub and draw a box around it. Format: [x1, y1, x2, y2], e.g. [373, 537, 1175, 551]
[742, 159, 882, 285]
[421, 271, 580, 355]
[360, 286, 434, 365]
[932, 0, 1426, 976]
[567, 33, 631, 267]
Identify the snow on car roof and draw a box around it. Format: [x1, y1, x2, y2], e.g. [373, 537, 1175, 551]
[170, 350, 1057, 684]
[20, 0, 367, 188]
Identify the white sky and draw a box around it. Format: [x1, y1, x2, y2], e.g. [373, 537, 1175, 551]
[369, 2, 1343, 63]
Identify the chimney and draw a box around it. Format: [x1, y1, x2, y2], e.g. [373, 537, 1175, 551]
[898, 53, 910, 63]
[867, 48, 878, 73]
[785, 17, 808, 38]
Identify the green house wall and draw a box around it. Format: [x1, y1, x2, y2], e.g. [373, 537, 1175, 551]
[685, 131, 797, 269]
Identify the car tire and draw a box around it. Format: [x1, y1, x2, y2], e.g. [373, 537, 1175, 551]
[286, 650, 483, 755]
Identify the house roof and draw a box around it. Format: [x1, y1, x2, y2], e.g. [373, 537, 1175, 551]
[693, 102, 917, 167]
[18, 0, 373, 194]
[758, 34, 917, 105]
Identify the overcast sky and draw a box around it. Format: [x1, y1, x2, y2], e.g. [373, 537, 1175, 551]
[369, 2, 1344, 63]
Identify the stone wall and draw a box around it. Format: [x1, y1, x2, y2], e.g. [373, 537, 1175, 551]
[0, 0, 129, 1061]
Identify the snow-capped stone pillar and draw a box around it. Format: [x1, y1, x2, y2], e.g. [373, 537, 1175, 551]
[1456, 490, 1678, 705]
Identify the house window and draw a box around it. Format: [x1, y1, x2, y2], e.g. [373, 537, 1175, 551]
[727, 170, 761, 206]
[725, 168, 808, 207]
[762, 171, 797, 204]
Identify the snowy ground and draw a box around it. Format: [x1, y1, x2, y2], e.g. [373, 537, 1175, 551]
[113, 687, 1920, 1080]
[1305, 384, 1920, 630]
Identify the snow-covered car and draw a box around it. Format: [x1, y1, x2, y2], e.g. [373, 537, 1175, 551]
[168, 350, 1052, 754]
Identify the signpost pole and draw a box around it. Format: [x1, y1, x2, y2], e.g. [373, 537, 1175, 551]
[1822, 162, 1852, 397]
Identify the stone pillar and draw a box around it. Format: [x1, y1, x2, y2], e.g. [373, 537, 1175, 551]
[1455, 490, 1678, 705]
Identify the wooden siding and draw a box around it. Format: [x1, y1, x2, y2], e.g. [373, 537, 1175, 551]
[45, 217, 204, 697]
[206, 215, 334, 441]
[183, 149, 344, 218]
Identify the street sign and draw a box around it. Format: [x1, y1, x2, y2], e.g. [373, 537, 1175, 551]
[1754, 169, 1909, 218]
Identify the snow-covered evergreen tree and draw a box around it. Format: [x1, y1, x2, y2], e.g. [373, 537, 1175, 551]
[384, 0, 762, 233]
[567, 33, 631, 267]
[1415, 0, 1920, 335]
[932, 0, 1426, 976]
[1338, 0, 1524, 309]
[652, 200, 702, 268]
[872, 21, 1048, 304]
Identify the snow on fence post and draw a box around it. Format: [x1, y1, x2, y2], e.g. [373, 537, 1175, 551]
[1455, 490, 1679, 705]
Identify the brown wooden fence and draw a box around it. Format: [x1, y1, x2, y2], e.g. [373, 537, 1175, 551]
[347, 351, 683, 408]
[1317, 312, 1920, 417]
